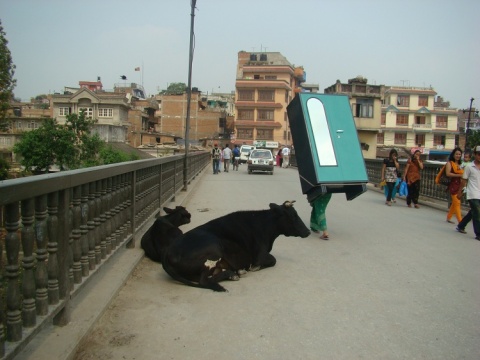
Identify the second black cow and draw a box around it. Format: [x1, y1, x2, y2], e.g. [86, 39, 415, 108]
[141, 206, 191, 263]
[162, 201, 310, 292]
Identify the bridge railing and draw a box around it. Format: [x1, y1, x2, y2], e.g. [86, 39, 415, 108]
[291, 154, 452, 203]
[0, 151, 210, 359]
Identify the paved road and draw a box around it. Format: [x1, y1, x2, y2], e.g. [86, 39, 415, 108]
[73, 165, 480, 360]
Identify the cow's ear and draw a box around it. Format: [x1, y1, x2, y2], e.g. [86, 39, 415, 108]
[163, 207, 173, 214]
[269, 203, 281, 212]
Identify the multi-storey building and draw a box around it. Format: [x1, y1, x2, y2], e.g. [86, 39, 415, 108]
[324, 76, 384, 159]
[380, 86, 459, 160]
[234, 51, 305, 147]
[51, 85, 131, 143]
[156, 90, 234, 143]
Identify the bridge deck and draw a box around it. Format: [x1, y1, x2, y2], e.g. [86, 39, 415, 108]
[20, 165, 480, 359]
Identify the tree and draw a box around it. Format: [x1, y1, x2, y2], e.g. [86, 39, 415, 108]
[465, 130, 480, 151]
[13, 118, 76, 173]
[0, 20, 16, 131]
[160, 82, 187, 95]
[0, 156, 10, 180]
[14, 111, 140, 173]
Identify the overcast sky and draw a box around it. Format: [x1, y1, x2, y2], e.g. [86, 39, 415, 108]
[1, 0, 479, 110]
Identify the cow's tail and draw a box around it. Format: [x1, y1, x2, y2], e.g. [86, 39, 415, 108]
[162, 254, 227, 292]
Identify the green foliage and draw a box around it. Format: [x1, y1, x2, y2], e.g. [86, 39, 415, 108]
[0, 157, 10, 180]
[13, 118, 76, 173]
[0, 20, 17, 131]
[465, 130, 480, 151]
[14, 111, 140, 173]
[160, 82, 187, 94]
[99, 145, 139, 164]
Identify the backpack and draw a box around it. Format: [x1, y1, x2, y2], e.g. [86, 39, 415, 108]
[435, 164, 450, 187]
[233, 147, 240, 157]
[213, 148, 221, 159]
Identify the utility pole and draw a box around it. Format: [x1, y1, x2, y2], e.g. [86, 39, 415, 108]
[464, 97, 474, 151]
[183, 0, 196, 191]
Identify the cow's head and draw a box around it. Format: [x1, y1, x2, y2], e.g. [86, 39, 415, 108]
[163, 206, 191, 227]
[269, 201, 310, 238]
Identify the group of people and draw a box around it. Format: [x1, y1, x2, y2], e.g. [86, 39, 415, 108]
[211, 143, 240, 174]
[380, 146, 480, 241]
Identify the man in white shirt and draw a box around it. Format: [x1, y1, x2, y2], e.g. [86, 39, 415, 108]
[281, 146, 290, 168]
[223, 144, 232, 172]
[457, 145, 480, 241]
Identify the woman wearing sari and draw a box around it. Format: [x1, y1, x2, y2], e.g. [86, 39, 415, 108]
[403, 149, 424, 208]
[445, 147, 464, 224]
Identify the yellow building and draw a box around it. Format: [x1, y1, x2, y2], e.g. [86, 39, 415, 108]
[380, 87, 459, 159]
[234, 51, 306, 147]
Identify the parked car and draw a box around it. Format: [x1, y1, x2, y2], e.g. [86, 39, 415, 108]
[239, 145, 255, 164]
[247, 149, 274, 175]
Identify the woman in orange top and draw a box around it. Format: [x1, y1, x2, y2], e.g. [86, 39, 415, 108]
[445, 147, 464, 224]
[403, 150, 424, 208]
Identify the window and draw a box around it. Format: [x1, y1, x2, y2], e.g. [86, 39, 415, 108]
[433, 135, 445, 146]
[377, 132, 384, 144]
[0, 137, 13, 146]
[257, 109, 274, 121]
[238, 90, 254, 101]
[237, 128, 253, 139]
[59, 107, 70, 116]
[16, 121, 23, 129]
[98, 108, 113, 117]
[254, 74, 260, 79]
[396, 114, 408, 126]
[418, 95, 428, 106]
[381, 113, 386, 125]
[415, 134, 425, 146]
[353, 98, 373, 118]
[436, 115, 447, 128]
[258, 90, 275, 102]
[397, 95, 410, 107]
[237, 109, 254, 120]
[265, 75, 277, 80]
[415, 115, 426, 124]
[394, 133, 407, 145]
[27, 121, 39, 129]
[79, 107, 93, 118]
[256, 129, 274, 140]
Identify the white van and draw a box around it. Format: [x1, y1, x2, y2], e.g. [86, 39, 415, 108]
[239, 145, 255, 164]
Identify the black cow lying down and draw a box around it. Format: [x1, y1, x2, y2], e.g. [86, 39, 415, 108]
[162, 201, 310, 292]
[141, 206, 191, 263]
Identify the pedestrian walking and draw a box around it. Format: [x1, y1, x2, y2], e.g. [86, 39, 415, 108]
[457, 150, 472, 233]
[403, 149, 423, 208]
[223, 144, 232, 172]
[232, 145, 240, 171]
[457, 145, 480, 241]
[276, 149, 283, 167]
[282, 146, 290, 168]
[308, 192, 332, 240]
[211, 144, 221, 174]
[381, 149, 400, 206]
[445, 147, 463, 224]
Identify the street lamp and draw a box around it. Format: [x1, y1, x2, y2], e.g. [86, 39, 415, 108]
[464, 97, 474, 151]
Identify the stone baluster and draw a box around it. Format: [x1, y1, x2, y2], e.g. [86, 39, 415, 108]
[80, 184, 89, 277]
[35, 195, 49, 315]
[71, 186, 82, 284]
[47, 192, 59, 305]
[5, 202, 22, 341]
[104, 178, 113, 255]
[87, 182, 96, 270]
[21, 199, 36, 327]
[98, 179, 107, 259]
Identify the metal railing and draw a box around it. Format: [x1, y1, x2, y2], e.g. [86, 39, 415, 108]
[0, 151, 210, 359]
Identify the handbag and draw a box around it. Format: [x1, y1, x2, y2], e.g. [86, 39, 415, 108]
[379, 180, 386, 188]
[399, 181, 408, 197]
[435, 164, 450, 187]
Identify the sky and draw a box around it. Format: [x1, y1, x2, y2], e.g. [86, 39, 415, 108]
[1, 0, 479, 110]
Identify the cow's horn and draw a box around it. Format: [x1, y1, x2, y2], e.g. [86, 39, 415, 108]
[284, 200, 296, 207]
